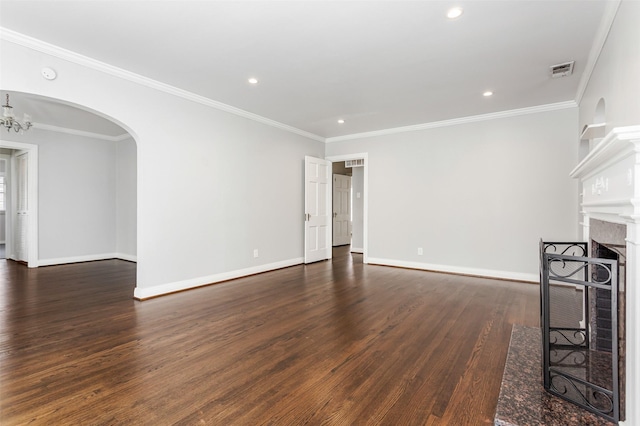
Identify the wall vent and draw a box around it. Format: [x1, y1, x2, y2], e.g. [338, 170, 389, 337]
[550, 61, 575, 78]
[345, 159, 364, 168]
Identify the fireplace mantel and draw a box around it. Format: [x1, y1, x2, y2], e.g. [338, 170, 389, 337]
[571, 125, 640, 223]
[570, 124, 640, 425]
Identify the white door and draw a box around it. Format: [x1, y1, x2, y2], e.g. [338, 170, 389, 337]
[14, 152, 28, 262]
[304, 156, 332, 263]
[332, 174, 352, 246]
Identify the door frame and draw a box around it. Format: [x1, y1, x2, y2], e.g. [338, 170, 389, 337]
[0, 153, 10, 251]
[325, 153, 368, 263]
[0, 140, 38, 267]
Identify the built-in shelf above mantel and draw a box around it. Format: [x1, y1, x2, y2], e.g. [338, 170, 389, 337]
[581, 122, 607, 140]
[572, 125, 640, 178]
[570, 125, 640, 223]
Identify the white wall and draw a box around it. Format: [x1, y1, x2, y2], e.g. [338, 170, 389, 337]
[0, 36, 325, 297]
[579, 1, 640, 130]
[116, 137, 137, 260]
[326, 108, 580, 280]
[1, 128, 119, 262]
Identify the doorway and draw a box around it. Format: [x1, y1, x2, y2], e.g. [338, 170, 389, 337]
[0, 91, 137, 270]
[326, 153, 368, 263]
[332, 165, 352, 247]
[0, 141, 38, 267]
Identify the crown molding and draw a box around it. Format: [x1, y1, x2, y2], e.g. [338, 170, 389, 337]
[325, 101, 577, 143]
[0, 28, 325, 143]
[1, 27, 585, 146]
[575, 0, 622, 105]
[32, 123, 130, 141]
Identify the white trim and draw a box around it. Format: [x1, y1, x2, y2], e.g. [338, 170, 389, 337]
[33, 123, 130, 142]
[0, 28, 324, 143]
[350, 247, 363, 254]
[325, 153, 368, 264]
[582, 198, 640, 208]
[575, 0, 622, 104]
[570, 125, 640, 179]
[115, 253, 137, 262]
[37, 253, 136, 266]
[38, 253, 119, 267]
[133, 257, 303, 300]
[367, 257, 539, 284]
[325, 101, 577, 143]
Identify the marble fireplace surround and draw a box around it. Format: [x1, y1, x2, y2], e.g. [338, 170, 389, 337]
[570, 125, 640, 425]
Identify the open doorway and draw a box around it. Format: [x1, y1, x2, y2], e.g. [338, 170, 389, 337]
[0, 91, 136, 268]
[326, 153, 368, 263]
[0, 141, 38, 266]
[331, 161, 352, 248]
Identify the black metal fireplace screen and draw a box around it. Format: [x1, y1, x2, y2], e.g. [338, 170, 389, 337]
[540, 241, 619, 423]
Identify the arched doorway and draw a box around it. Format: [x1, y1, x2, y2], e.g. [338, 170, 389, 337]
[0, 91, 137, 268]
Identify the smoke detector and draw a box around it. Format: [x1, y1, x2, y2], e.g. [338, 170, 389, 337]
[550, 61, 575, 78]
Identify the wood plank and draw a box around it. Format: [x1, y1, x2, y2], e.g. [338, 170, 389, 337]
[0, 248, 539, 425]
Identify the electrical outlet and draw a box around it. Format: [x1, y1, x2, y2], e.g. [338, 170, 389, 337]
[417, 247, 423, 256]
[253, 249, 259, 258]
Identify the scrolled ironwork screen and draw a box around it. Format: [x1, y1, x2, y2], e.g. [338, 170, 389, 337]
[540, 241, 619, 423]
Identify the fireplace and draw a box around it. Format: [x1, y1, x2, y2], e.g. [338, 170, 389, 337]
[541, 240, 620, 422]
[591, 219, 627, 420]
[569, 125, 640, 426]
[588, 236, 626, 420]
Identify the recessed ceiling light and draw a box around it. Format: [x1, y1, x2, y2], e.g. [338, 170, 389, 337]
[337, 119, 345, 124]
[447, 7, 463, 19]
[483, 91, 493, 97]
[248, 78, 258, 84]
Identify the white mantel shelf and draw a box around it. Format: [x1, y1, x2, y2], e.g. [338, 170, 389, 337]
[570, 125, 640, 224]
[570, 124, 640, 425]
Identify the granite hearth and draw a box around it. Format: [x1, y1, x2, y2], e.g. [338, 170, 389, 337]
[494, 325, 615, 426]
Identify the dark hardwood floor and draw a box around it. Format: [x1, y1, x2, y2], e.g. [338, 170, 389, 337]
[0, 247, 539, 425]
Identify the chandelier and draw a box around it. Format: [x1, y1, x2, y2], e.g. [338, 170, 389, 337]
[1, 94, 32, 133]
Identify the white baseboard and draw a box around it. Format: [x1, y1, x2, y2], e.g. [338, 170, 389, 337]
[134, 257, 304, 300]
[38, 253, 120, 267]
[350, 247, 364, 253]
[38, 252, 137, 267]
[115, 253, 137, 262]
[367, 257, 539, 283]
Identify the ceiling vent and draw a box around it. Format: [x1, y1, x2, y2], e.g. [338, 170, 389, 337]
[550, 61, 575, 78]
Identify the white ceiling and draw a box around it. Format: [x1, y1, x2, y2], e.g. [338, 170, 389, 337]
[0, 1, 611, 140]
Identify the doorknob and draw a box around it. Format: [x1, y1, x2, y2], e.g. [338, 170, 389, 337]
[333, 212, 337, 218]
